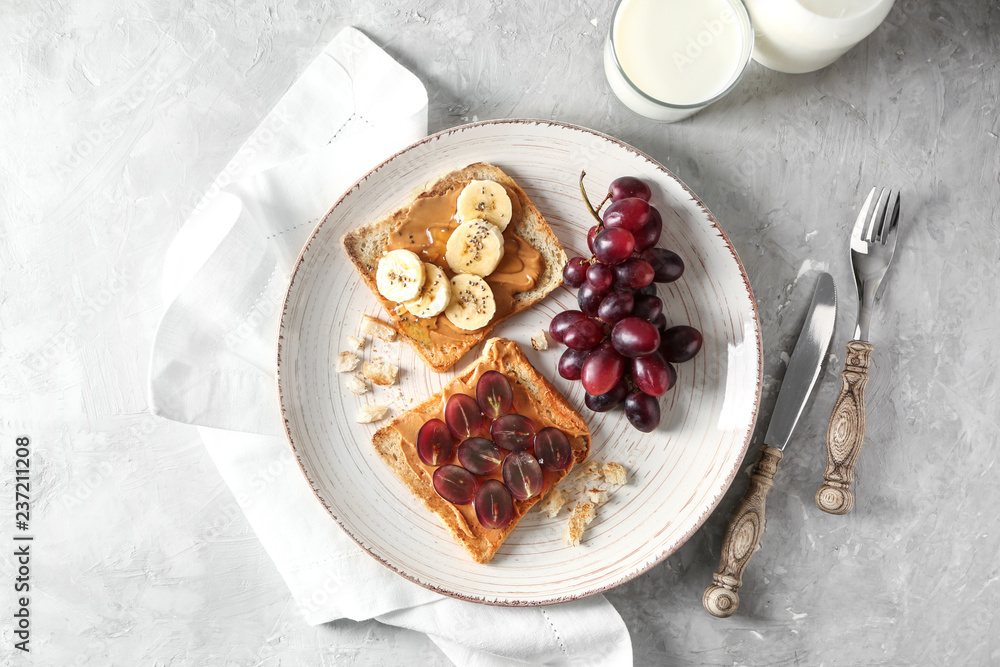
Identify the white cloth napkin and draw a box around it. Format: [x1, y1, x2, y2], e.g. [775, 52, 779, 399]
[148, 27, 632, 666]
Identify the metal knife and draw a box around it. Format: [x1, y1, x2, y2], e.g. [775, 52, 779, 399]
[703, 272, 837, 618]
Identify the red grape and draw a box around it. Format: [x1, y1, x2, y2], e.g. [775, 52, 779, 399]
[458, 437, 504, 475]
[632, 294, 663, 322]
[609, 176, 652, 202]
[416, 419, 454, 466]
[611, 317, 661, 358]
[581, 341, 626, 395]
[602, 197, 651, 234]
[445, 393, 484, 440]
[584, 377, 629, 412]
[558, 347, 588, 380]
[433, 465, 478, 504]
[563, 256, 589, 288]
[625, 391, 661, 432]
[642, 248, 684, 283]
[633, 207, 662, 253]
[475, 479, 514, 529]
[491, 414, 537, 451]
[533, 427, 573, 471]
[661, 325, 704, 362]
[564, 176, 690, 434]
[476, 370, 513, 420]
[586, 262, 614, 290]
[593, 227, 635, 265]
[577, 281, 611, 317]
[597, 290, 634, 325]
[502, 450, 544, 500]
[612, 257, 655, 290]
[563, 317, 605, 350]
[632, 352, 677, 396]
[550, 310, 587, 343]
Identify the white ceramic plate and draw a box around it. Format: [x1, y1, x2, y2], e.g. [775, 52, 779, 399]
[278, 119, 761, 605]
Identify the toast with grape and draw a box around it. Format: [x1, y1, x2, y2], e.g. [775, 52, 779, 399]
[341, 163, 568, 373]
[371, 338, 591, 564]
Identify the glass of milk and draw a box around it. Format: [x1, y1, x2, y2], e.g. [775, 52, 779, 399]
[603, 0, 754, 123]
[745, 0, 895, 74]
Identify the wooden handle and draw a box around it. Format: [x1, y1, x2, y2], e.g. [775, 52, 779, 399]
[816, 340, 873, 515]
[703, 445, 783, 618]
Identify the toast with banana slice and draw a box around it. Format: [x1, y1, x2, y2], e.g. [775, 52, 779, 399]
[342, 163, 568, 372]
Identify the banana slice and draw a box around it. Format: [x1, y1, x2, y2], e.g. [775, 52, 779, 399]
[456, 180, 513, 230]
[445, 219, 505, 277]
[444, 275, 496, 331]
[376, 249, 425, 303]
[404, 263, 451, 318]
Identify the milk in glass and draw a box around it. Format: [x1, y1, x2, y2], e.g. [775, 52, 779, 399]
[604, 0, 752, 122]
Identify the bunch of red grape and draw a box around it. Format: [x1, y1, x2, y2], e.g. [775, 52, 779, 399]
[418, 370, 573, 530]
[550, 174, 703, 432]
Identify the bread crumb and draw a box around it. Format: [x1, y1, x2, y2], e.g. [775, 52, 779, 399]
[356, 404, 389, 423]
[537, 489, 567, 518]
[336, 351, 360, 373]
[345, 335, 365, 351]
[363, 361, 399, 386]
[361, 315, 397, 342]
[580, 461, 603, 482]
[603, 462, 627, 486]
[531, 330, 548, 351]
[344, 375, 367, 395]
[587, 488, 609, 505]
[563, 502, 596, 546]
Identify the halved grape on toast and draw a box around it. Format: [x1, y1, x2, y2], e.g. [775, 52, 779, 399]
[371, 338, 591, 564]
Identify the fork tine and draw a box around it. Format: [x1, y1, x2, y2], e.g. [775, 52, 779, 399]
[880, 191, 901, 246]
[867, 188, 891, 242]
[851, 187, 877, 242]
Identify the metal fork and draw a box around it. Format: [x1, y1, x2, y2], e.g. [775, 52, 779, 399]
[816, 187, 901, 515]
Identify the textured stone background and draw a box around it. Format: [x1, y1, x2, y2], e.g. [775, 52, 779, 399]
[2, 0, 998, 664]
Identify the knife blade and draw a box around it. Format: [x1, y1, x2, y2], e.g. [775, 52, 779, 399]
[703, 272, 837, 618]
[763, 272, 837, 450]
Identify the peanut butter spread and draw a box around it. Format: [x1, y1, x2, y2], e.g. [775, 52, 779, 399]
[390, 339, 589, 539]
[384, 183, 545, 348]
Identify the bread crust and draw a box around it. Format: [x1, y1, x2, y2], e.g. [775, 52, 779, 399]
[371, 338, 591, 564]
[341, 163, 567, 372]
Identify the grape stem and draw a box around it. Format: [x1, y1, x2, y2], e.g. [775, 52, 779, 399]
[596, 192, 611, 212]
[579, 171, 604, 226]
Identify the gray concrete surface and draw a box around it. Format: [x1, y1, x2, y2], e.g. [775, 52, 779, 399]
[3, 1, 998, 664]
